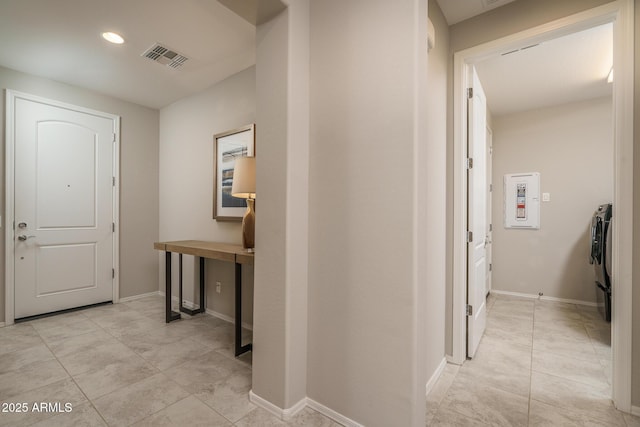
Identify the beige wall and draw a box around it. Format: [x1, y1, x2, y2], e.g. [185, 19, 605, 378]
[252, 5, 292, 409]
[251, 0, 310, 410]
[307, 1, 428, 425]
[158, 66, 256, 323]
[492, 97, 613, 302]
[633, 0, 640, 409]
[425, 0, 449, 381]
[0, 65, 160, 322]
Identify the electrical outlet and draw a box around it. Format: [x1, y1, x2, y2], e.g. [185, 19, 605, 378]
[216, 281, 221, 294]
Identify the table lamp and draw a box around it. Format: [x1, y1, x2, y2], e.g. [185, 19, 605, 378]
[231, 156, 256, 251]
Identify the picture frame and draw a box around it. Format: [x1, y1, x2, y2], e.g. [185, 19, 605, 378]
[213, 124, 255, 221]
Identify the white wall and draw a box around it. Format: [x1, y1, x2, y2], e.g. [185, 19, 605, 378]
[158, 66, 255, 322]
[252, 7, 291, 409]
[633, 0, 640, 408]
[306, 1, 429, 425]
[492, 97, 613, 302]
[250, 0, 312, 412]
[0, 65, 160, 322]
[425, 0, 449, 383]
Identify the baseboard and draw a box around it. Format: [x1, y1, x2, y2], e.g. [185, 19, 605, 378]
[306, 398, 364, 427]
[118, 291, 160, 303]
[491, 289, 598, 307]
[159, 291, 253, 330]
[248, 391, 363, 426]
[445, 354, 463, 365]
[0, 322, 5, 328]
[426, 357, 447, 396]
[205, 308, 253, 331]
[248, 391, 306, 421]
[631, 405, 640, 417]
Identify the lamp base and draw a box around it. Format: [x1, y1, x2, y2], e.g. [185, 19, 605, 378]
[242, 199, 255, 250]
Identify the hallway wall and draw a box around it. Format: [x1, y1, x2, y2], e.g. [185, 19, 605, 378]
[306, 0, 429, 425]
[425, 0, 449, 382]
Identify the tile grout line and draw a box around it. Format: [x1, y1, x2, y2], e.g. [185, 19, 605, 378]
[118, 298, 255, 426]
[36, 302, 177, 426]
[527, 300, 537, 427]
[3, 297, 273, 427]
[93, 301, 195, 426]
[34, 317, 112, 427]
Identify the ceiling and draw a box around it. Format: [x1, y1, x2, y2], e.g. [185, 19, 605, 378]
[0, 0, 257, 109]
[433, 1, 613, 116]
[474, 23, 613, 117]
[0, 1, 612, 115]
[436, 0, 518, 25]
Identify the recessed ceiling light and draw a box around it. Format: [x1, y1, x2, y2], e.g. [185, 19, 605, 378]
[102, 32, 124, 44]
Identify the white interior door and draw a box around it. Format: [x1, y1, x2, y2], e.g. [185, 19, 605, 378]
[467, 67, 488, 358]
[13, 95, 116, 319]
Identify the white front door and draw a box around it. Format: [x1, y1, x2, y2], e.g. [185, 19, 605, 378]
[11, 93, 117, 319]
[467, 67, 488, 358]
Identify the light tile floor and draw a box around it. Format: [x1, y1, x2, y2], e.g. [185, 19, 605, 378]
[427, 293, 640, 426]
[0, 295, 339, 427]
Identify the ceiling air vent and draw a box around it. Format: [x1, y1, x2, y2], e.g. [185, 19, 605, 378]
[141, 43, 188, 69]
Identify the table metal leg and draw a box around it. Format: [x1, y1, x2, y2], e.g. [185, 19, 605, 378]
[234, 262, 252, 356]
[199, 258, 205, 313]
[165, 251, 181, 323]
[179, 255, 206, 316]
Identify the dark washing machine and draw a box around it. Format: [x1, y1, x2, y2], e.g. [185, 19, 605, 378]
[589, 203, 612, 322]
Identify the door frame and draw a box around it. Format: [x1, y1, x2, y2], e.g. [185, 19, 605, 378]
[451, 0, 633, 412]
[4, 90, 121, 325]
[486, 126, 493, 295]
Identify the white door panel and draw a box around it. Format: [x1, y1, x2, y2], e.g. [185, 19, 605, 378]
[37, 122, 97, 228]
[13, 97, 115, 319]
[467, 67, 488, 358]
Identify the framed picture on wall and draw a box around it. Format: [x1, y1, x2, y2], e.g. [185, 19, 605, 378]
[213, 124, 255, 221]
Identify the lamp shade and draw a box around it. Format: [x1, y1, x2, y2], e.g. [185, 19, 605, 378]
[231, 156, 256, 199]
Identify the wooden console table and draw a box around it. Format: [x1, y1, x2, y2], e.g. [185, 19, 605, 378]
[153, 240, 254, 356]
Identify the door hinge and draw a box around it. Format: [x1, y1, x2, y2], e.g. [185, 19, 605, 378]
[112, 268, 115, 278]
[112, 222, 115, 232]
[467, 231, 473, 243]
[466, 158, 474, 169]
[489, 183, 493, 192]
[489, 223, 493, 232]
[489, 263, 492, 272]
[467, 88, 473, 99]
[112, 176, 116, 186]
[466, 304, 473, 316]
[112, 133, 116, 142]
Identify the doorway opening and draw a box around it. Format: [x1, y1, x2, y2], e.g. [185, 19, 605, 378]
[451, 0, 633, 412]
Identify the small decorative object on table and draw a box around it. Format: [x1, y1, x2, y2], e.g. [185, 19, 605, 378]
[231, 156, 256, 251]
